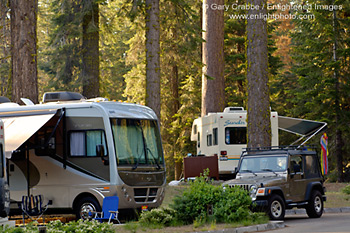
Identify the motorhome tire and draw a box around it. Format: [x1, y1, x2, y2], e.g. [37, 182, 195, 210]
[306, 190, 323, 218]
[75, 197, 101, 220]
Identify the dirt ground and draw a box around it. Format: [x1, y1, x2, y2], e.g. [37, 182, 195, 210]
[324, 182, 350, 208]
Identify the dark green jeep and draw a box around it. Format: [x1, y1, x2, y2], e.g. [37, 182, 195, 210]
[222, 147, 326, 220]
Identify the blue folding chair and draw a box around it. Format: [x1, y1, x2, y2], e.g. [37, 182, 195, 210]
[91, 196, 120, 224]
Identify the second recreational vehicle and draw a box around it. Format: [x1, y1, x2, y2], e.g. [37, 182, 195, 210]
[0, 92, 166, 219]
[191, 107, 327, 178]
[191, 107, 279, 177]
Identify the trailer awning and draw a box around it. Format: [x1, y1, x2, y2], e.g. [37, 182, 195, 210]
[278, 116, 327, 145]
[1, 110, 58, 158]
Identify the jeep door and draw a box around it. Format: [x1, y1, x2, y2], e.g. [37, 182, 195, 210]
[289, 155, 308, 202]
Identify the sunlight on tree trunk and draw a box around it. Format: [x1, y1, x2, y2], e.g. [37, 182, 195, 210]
[145, 0, 161, 120]
[10, 0, 38, 104]
[246, 0, 271, 148]
[82, 1, 100, 98]
[202, 0, 225, 116]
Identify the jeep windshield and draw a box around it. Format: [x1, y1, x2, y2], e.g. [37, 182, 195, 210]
[239, 155, 288, 173]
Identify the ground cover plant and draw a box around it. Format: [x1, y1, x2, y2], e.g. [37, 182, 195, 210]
[0, 219, 114, 233]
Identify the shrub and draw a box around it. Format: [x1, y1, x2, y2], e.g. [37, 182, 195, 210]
[213, 186, 252, 223]
[170, 169, 259, 225]
[139, 208, 176, 227]
[342, 185, 350, 195]
[170, 170, 222, 224]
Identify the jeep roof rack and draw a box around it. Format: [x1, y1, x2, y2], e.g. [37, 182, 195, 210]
[243, 145, 317, 153]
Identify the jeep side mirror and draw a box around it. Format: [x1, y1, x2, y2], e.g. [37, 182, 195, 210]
[96, 144, 109, 165]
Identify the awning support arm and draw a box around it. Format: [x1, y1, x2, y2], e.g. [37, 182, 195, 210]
[44, 109, 65, 147]
[299, 122, 328, 146]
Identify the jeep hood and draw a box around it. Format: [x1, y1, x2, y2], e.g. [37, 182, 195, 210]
[223, 175, 286, 187]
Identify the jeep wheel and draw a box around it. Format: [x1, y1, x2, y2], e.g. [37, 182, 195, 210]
[306, 190, 323, 218]
[267, 194, 285, 220]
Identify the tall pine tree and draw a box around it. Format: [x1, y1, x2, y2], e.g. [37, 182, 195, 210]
[289, 0, 350, 181]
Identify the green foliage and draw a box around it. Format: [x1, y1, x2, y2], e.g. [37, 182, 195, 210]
[278, 0, 350, 178]
[170, 170, 261, 225]
[0, 220, 114, 233]
[342, 185, 350, 195]
[139, 208, 176, 227]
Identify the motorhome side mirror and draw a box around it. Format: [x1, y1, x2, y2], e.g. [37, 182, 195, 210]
[96, 144, 104, 157]
[96, 145, 109, 165]
[234, 167, 238, 174]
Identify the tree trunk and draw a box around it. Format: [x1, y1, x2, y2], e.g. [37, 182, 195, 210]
[1, 0, 10, 96]
[246, 0, 271, 148]
[332, 5, 343, 182]
[145, 0, 161, 120]
[10, 0, 38, 104]
[82, 1, 99, 99]
[201, 0, 225, 116]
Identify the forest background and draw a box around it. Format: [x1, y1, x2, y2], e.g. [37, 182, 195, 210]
[1, 0, 350, 182]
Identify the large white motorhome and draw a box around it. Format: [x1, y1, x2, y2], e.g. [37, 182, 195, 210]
[0, 119, 10, 217]
[191, 107, 279, 177]
[0, 92, 166, 219]
[191, 107, 328, 178]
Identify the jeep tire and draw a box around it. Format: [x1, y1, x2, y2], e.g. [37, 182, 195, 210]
[267, 194, 285, 220]
[306, 190, 323, 218]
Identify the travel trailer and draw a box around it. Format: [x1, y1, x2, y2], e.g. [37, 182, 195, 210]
[191, 107, 327, 178]
[191, 107, 278, 177]
[0, 119, 10, 217]
[0, 92, 166, 219]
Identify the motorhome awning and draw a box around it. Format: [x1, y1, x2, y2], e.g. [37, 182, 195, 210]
[1, 110, 58, 158]
[278, 116, 327, 145]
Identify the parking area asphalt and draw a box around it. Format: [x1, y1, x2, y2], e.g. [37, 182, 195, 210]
[195, 207, 350, 233]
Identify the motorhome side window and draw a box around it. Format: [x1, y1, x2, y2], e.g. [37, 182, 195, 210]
[35, 127, 56, 156]
[69, 130, 107, 157]
[225, 127, 247, 144]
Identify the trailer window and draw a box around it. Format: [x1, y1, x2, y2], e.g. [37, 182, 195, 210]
[197, 132, 200, 148]
[225, 127, 247, 144]
[213, 128, 218, 145]
[69, 130, 107, 157]
[207, 134, 212, 146]
[0, 144, 3, 178]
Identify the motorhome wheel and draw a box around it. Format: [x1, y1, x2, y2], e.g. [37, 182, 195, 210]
[76, 197, 101, 220]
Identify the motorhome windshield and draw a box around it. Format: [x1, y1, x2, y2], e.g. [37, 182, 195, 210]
[239, 155, 287, 173]
[111, 118, 163, 168]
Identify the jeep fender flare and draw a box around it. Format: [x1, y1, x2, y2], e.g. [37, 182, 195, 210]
[305, 182, 324, 201]
[266, 187, 285, 201]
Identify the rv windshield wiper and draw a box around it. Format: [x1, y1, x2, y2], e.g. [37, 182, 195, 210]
[147, 147, 161, 170]
[241, 170, 257, 176]
[262, 169, 278, 176]
[136, 121, 161, 170]
[132, 159, 139, 170]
